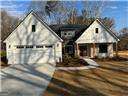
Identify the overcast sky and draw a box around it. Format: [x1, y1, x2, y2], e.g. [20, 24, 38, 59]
[0, 0, 128, 32]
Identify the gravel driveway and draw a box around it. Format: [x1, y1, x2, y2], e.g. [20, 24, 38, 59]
[0, 63, 56, 96]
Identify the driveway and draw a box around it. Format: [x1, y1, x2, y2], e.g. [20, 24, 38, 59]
[0, 63, 56, 96]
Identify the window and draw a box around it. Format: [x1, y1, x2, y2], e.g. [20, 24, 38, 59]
[36, 45, 44, 48]
[57, 44, 59, 47]
[95, 28, 98, 33]
[16, 45, 24, 48]
[68, 33, 71, 35]
[26, 45, 33, 48]
[32, 25, 36, 32]
[64, 33, 67, 35]
[45, 45, 53, 48]
[99, 44, 108, 53]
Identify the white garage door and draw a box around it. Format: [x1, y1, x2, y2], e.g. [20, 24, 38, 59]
[13, 45, 55, 64]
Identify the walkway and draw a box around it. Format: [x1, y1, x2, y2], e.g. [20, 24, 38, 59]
[82, 58, 99, 67]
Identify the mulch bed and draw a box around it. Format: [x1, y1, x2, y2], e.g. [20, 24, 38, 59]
[56, 57, 89, 67]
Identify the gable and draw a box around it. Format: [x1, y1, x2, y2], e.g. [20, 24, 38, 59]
[76, 19, 119, 43]
[4, 11, 63, 45]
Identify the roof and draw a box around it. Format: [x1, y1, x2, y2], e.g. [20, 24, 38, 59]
[3, 10, 119, 43]
[50, 24, 89, 40]
[50, 19, 119, 42]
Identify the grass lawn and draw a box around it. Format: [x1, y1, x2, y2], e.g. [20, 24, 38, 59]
[43, 60, 128, 96]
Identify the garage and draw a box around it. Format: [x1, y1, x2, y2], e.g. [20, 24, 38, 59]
[4, 11, 63, 65]
[13, 45, 55, 64]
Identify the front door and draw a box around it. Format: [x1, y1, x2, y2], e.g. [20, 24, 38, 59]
[65, 45, 74, 55]
[79, 45, 87, 56]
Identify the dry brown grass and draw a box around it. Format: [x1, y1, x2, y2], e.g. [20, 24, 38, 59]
[114, 51, 128, 59]
[43, 60, 128, 96]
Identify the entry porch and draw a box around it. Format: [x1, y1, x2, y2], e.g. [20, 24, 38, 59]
[75, 43, 114, 58]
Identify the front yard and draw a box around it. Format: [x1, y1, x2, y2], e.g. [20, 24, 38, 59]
[43, 60, 128, 96]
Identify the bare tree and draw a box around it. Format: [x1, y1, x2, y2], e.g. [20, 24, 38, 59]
[99, 17, 115, 29]
[27, 1, 60, 24]
[27, 1, 78, 24]
[118, 27, 128, 50]
[120, 27, 128, 37]
[82, 1, 105, 18]
[67, 8, 78, 24]
[1, 10, 20, 41]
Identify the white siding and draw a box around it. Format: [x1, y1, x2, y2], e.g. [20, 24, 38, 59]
[76, 20, 117, 43]
[5, 14, 60, 45]
[107, 43, 113, 57]
[54, 42, 62, 62]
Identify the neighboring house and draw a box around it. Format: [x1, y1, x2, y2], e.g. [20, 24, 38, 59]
[4, 11, 119, 64]
[4, 11, 63, 64]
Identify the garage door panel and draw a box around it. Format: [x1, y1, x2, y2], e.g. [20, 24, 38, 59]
[13, 49, 55, 64]
[28, 51, 55, 64]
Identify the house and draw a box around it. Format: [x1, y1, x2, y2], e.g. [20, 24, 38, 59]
[4, 11, 119, 64]
[3, 11, 63, 64]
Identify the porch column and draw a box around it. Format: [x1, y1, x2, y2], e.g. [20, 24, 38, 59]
[76, 43, 79, 56]
[108, 43, 113, 57]
[93, 43, 96, 57]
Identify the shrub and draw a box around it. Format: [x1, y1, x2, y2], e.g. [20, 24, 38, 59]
[62, 54, 72, 65]
[0, 51, 6, 57]
[1, 56, 8, 66]
[0, 50, 8, 66]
